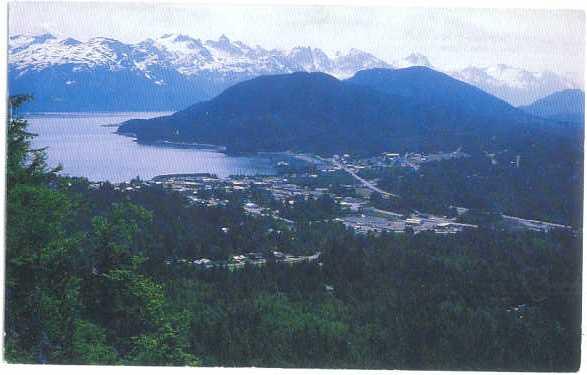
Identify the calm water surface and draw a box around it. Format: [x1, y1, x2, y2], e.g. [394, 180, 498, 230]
[26, 112, 275, 183]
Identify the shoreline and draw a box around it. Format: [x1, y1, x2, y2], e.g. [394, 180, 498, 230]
[136, 139, 227, 151]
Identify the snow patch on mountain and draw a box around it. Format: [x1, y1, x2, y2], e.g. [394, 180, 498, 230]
[9, 33, 391, 80]
[8, 33, 581, 108]
[449, 64, 579, 105]
[392, 53, 432, 69]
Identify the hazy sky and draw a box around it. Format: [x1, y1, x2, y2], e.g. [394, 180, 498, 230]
[8, 2, 586, 83]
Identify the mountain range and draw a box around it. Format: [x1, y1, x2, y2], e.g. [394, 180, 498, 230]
[449, 65, 579, 107]
[118, 68, 578, 156]
[9, 33, 581, 111]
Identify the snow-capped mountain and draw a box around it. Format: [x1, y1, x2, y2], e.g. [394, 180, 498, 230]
[9, 33, 393, 78]
[449, 64, 579, 106]
[392, 53, 432, 69]
[331, 48, 394, 78]
[387, 52, 579, 106]
[8, 33, 394, 111]
[8, 33, 580, 111]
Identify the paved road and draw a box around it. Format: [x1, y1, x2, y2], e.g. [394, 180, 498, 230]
[321, 157, 400, 198]
[502, 215, 571, 229]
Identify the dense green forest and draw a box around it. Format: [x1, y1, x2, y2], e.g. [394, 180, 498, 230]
[360, 148, 583, 227]
[4, 97, 582, 370]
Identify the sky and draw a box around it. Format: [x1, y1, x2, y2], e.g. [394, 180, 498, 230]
[8, 2, 586, 83]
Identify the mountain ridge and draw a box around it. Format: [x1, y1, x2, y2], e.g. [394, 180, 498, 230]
[519, 89, 585, 124]
[9, 33, 580, 111]
[118, 68, 575, 156]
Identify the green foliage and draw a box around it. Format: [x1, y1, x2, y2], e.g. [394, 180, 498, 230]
[7, 95, 60, 188]
[4, 97, 200, 366]
[100, 268, 165, 331]
[362, 149, 582, 226]
[71, 320, 118, 365]
[127, 321, 199, 366]
[4, 96, 581, 370]
[251, 294, 350, 367]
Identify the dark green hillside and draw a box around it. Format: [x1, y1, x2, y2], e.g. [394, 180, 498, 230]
[120, 72, 420, 154]
[119, 70, 580, 156]
[346, 67, 520, 119]
[4, 96, 582, 370]
[520, 89, 584, 124]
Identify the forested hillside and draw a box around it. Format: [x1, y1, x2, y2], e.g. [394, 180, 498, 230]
[520, 89, 585, 124]
[4, 97, 582, 370]
[5, 96, 197, 365]
[119, 70, 581, 156]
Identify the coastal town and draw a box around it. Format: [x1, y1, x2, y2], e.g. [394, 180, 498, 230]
[98, 150, 571, 251]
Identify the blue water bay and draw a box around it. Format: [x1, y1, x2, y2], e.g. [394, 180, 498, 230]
[26, 112, 275, 183]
